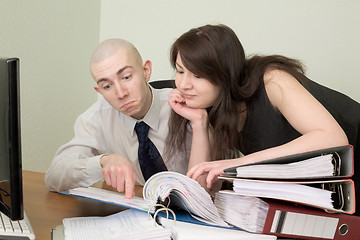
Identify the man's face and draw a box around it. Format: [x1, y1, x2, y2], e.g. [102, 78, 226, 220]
[92, 49, 152, 120]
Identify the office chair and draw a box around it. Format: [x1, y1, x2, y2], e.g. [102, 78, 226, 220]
[149, 80, 175, 89]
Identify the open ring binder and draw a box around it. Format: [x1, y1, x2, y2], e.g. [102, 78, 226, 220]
[147, 201, 177, 226]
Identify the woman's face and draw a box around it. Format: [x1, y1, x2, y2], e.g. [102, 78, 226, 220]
[174, 53, 221, 109]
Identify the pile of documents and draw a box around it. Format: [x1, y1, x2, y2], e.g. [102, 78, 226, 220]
[63, 209, 171, 240]
[215, 145, 359, 240]
[62, 145, 359, 240]
[220, 145, 355, 214]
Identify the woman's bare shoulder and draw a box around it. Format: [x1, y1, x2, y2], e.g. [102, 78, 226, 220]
[263, 69, 304, 109]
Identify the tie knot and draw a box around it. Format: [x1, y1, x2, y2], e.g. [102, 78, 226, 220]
[135, 121, 150, 142]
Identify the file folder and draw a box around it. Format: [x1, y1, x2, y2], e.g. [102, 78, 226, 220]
[262, 199, 360, 240]
[223, 145, 354, 180]
[219, 178, 356, 214]
[62, 187, 237, 230]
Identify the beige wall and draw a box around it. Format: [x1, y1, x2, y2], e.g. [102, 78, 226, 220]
[1, 0, 359, 173]
[0, 0, 101, 172]
[100, 0, 360, 102]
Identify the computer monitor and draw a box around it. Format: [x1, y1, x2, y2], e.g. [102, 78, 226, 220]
[0, 57, 24, 221]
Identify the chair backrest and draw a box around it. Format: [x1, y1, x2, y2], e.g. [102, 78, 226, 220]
[149, 80, 175, 89]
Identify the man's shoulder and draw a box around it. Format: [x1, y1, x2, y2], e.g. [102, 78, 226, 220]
[87, 98, 111, 110]
[153, 86, 171, 95]
[152, 87, 171, 103]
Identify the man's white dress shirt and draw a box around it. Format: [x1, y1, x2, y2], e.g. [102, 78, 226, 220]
[45, 87, 189, 192]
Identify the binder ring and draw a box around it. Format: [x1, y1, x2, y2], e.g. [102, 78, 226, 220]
[147, 203, 166, 220]
[154, 207, 177, 226]
[338, 223, 349, 235]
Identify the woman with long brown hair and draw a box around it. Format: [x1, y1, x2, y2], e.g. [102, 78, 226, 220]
[165, 24, 360, 214]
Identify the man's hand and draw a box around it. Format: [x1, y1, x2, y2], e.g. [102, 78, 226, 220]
[100, 154, 136, 199]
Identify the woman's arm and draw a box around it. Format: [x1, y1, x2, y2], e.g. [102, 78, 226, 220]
[168, 89, 211, 188]
[264, 69, 348, 152]
[188, 69, 348, 187]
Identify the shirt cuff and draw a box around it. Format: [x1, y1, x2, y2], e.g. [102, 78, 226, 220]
[85, 155, 105, 183]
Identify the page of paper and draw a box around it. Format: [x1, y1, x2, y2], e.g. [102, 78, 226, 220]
[158, 217, 277, 240]
[63, 209, 171, 240]
[236, 154, 334, 179]
[67, 187, 153, 213]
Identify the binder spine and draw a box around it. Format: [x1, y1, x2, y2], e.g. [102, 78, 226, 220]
[267, 209, 339, 239]
[263, 200, 360, 240]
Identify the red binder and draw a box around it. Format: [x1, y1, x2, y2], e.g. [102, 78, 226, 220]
[262, 200, 360, 240]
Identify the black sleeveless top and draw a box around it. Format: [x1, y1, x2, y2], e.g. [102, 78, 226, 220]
[239, 83, 301, 155]
[239, 78, 360, 215]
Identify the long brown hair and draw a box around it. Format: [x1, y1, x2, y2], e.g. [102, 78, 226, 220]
[165, 24, 305, 162]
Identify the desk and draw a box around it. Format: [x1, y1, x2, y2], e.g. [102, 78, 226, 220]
[23, 171, 298, 240]
[22, 171, 142, 240]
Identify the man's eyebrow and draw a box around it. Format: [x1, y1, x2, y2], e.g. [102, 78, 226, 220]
[96, 65, 133, 84]
[96, 78, 108, 84]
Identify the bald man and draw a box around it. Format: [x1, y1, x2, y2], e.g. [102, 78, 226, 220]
[45, 39, 189, 198]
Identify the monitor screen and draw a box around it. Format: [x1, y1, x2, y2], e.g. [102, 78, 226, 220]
[0, 57, 23, 220]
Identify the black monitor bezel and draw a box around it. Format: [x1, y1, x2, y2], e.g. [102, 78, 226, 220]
[0, 58, 24, 220]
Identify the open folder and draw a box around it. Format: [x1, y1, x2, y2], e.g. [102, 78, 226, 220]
[62, 171, 229, 228]
[223, 145, 354, 179]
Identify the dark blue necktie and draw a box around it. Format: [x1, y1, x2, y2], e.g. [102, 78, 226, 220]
[135, 121, 167, 180]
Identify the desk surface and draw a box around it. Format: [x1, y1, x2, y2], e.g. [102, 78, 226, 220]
[23, 171, 299, 240]
[23, 170, 142, 240]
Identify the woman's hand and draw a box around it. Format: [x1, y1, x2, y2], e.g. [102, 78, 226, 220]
[187, 159, 234, 188]
[168, 89, 207, 123]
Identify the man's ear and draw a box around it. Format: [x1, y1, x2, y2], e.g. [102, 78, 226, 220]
[94, 85, 100, 93]
[143, 60, 152, 82]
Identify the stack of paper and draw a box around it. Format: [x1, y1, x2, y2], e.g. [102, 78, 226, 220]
[158, 217, 277, 240]
[63, 209, 171, 240]
[214, 192, 269, 233]
[230, 179, 334, 210]
[219, 145, 355, 214]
